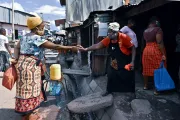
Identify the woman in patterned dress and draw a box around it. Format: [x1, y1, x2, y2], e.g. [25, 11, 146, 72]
[13, 17, 80, 120]
[142, 17, 166, 95]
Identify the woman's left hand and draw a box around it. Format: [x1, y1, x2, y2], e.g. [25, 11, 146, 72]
[10, 58, 18, 64]
[71, 45, 84, 52]
[162, 55, 166, 61]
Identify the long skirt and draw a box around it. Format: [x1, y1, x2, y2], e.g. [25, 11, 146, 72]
[107, 66, 135, 93]
[0, 51, 10, 72]
[15, 55, 44, 115]
[142, 42, 166, 76]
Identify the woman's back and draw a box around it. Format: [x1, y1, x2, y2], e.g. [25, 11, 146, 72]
[20, 33, 46, 59]
[144, 27, 163, 43]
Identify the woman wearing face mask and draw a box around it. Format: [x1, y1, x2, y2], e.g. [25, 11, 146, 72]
[13, 17, 80, 120]
[79, 22, 136, 95]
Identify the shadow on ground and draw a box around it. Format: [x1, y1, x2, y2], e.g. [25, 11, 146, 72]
[0, 109, 21, 120]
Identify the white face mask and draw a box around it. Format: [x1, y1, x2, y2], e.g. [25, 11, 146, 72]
[36, 27, 44, 36]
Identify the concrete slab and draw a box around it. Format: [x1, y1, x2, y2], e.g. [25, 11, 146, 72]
[131, 99, 152, 115]
[62, 69, 90, 76]
[67, 92, 113, 113]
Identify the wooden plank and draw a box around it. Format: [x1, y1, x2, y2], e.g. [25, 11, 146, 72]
[62, 69, 90, 76]
[45, 53, 59, 55]
[45, 55, 58, 58]
[45, 60, 58, 64]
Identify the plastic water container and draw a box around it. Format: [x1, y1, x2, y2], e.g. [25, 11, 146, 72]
[50, 64, 61, 80]
[49, 82, 62, 96]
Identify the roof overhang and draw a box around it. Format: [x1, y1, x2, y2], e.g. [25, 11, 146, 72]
[59, 0, 66, 6]
[55, 19, 66, 26]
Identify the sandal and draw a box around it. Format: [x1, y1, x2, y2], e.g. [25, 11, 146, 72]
[143, 87, 149, 90]
[154, 91, 159, 96]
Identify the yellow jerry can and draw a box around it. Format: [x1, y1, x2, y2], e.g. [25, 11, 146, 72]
[50, 64, 61, 80]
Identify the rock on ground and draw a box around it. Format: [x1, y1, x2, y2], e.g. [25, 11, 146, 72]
[131, 99, 151, 115]
[67, 92, 113, 113]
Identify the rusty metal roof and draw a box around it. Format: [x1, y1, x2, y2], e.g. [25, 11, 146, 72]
[55, 19, 66, 26]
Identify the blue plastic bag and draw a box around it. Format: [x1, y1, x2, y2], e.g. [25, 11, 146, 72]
[154, 61, 175, 91]
[49, 82, 62, 96]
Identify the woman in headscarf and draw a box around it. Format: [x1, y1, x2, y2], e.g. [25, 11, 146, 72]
[142, 17, 166, 95]
[13, 17, 79, 120]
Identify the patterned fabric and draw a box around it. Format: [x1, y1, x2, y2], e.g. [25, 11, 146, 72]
[0, 51, 10, 72]
[15, 92, 44, 114]
[20, 34, 47, 60]
[110, 58, 118, 70]
[142, 42, 165, 76]
[16, 55, 41, 99]
[15, 55, 44, 114]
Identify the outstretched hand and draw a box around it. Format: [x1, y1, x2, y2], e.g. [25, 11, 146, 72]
[76, 45, 88, 52]
[71, 45, 86, 52]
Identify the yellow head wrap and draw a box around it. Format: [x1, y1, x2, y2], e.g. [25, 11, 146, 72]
[27, 17, 43, 30]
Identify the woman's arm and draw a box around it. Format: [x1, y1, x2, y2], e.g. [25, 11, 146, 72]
[85, 42, 105, 51]
[156, 33, 165, 56]
[79, 37, 108, 52]
[41, 41, 79, 52]
[141, 36, 146, 53]
[14, 41, 20, 59]
[131, 45, 136, 65]
[5, 43, 13, 58]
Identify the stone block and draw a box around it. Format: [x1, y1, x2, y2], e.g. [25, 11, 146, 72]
[95, 109, 105, 119]
[67, 92, 113, 113]
[131, 99, 151, 115]
[94, 76, 108, 92]
[79, 78, 88, 90]
[111, 109, 128, 120]
[101, 112, 110, 120]
[113, 93, 135, 113]
[83, 84, 91, 95]
[89, 80, 98, 91]
[94, 86, 103, 93]
[88, 89, 94, 95]
[106, 106, 116, 118]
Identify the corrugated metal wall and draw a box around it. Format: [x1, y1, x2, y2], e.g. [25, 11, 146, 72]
[14, 12, 30, 26]
[0, 7, 10, 23]
[66, 0, 144, 22]
[66, 0, 123, 22]
[0, 6, 33, 26]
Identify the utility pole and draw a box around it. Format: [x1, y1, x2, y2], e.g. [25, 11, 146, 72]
[12, 0, 15, 42]
[40, 13, 43, 20]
